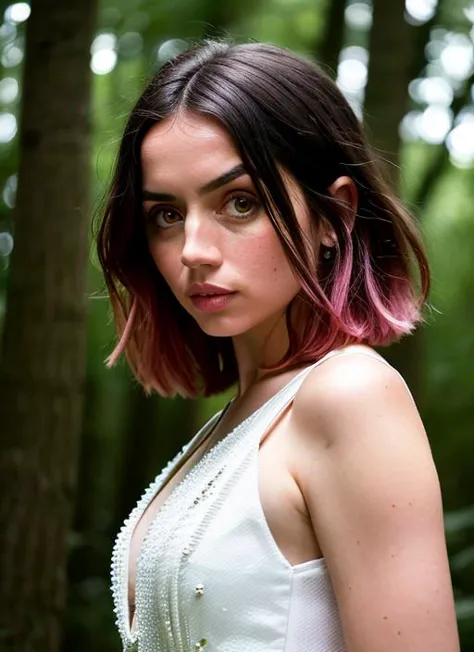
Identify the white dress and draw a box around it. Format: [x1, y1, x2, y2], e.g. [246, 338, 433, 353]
[111, 348, 401, 651]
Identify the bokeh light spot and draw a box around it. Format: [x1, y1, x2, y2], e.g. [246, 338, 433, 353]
[3, 174, 17, 208]
[0, 231, 14, 256]
[0, 112, 17, 142]
[345, 2, 372, 30]
[118, 32, 143, 59]
[4, 2, 30, 24]
[91, 49, 117, 75]
[405, 0, 437, 24]
[447, 114, 474, 168]
[418, 105, 452, 144]
[0, 77, 19, 104]
[157, 39, 187, 64]
[91, 32, 117, 54]
[463, 2, 474, 24]
[440, 35, 473, 81]
[1, 43, 23, 68]
[408, 76, 453, 106]
[337, 51, 368, 93]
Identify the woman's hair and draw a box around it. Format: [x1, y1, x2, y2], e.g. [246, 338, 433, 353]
[97, 39, 430, 398]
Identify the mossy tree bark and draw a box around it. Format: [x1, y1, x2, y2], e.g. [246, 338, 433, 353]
[0, 0, 97, 650]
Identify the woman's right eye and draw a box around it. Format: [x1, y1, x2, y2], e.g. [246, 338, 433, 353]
[146, 207, 182, 229]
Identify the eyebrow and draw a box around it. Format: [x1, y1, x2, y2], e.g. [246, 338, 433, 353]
[142, 164, 247, 202]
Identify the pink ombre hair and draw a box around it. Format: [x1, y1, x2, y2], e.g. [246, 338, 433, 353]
[97, 40, 430, 398]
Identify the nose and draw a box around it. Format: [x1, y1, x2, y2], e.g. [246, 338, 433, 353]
[180, 214, 223, 269]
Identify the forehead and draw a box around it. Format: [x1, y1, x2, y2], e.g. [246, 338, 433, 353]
[141, 112, 241, 187]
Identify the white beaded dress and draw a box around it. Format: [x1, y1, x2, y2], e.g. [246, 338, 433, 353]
[110, 349, 393, 651]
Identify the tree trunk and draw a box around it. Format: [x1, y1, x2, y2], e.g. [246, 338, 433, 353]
[317, 0, 347, 78]
[111, 391, 199, 541]
[364, 1, 414, 180]
[363, 1, 424, 401]
[0, 0, 97, 650]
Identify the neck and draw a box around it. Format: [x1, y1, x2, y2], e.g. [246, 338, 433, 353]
[231, 311, 290, 397]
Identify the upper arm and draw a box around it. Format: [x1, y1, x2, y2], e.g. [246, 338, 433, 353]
[292, 354, 459, 652]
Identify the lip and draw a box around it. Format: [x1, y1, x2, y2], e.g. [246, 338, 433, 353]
[187, 282, 234, 297]
[190, 292, 237, 313]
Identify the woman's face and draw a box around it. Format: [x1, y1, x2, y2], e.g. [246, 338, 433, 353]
[141, 111, 312, 343]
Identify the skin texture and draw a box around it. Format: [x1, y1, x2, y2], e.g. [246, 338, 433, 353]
[141, 112, 302, 391]
[141, 111, 353, 394]
[138, 111, 459, 651]
[291, 354, 460, 651]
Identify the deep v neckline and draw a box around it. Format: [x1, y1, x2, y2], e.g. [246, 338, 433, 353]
[126, 398, 234, 634]
[113, 358, 332, 648]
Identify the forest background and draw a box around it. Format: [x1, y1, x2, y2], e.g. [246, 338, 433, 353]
[0, 0, 473, 650]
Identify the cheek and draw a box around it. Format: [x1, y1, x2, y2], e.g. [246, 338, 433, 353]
[240, 227, 299, 290]
[148, 241, 178, 286]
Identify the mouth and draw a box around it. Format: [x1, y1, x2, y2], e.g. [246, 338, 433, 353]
[189, 291, 237, 312]
[187, 283, 234, 298]
[190, 291, 233, 297]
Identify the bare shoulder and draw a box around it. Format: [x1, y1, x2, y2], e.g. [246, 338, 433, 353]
[292, 347, 424, 450]
[289, 347, 459, 651]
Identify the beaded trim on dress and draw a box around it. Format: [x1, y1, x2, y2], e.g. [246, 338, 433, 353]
[110, 400, 269, 651]
[110, 443, 189, 649]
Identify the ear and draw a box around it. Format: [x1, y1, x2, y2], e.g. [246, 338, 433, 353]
[320, 176, 358, 247]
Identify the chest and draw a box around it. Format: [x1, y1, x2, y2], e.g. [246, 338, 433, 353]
[128, 404, 320, 611]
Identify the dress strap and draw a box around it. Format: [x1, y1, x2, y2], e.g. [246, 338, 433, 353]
[254, 346, 415, 445]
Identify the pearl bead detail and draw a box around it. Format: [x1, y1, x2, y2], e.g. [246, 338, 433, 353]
[110, 397, 267, 651]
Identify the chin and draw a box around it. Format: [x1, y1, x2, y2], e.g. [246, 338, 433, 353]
[193, 316, 250, 339]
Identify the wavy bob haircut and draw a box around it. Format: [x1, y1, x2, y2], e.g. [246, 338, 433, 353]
[97, 40, 430, 398]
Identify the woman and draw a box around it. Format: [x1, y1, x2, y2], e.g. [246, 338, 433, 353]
[100, 41, 459, 651]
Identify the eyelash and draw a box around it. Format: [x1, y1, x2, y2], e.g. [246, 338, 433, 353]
[145, 193, 260, 230]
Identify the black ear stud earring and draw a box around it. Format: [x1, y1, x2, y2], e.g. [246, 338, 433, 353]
[323, 246, 334, 260]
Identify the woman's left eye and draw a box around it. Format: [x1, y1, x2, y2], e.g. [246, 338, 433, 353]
[224, 195, 259, 218]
